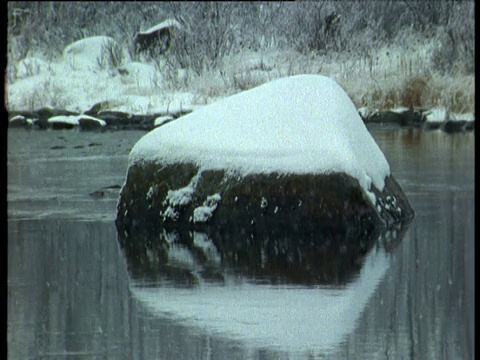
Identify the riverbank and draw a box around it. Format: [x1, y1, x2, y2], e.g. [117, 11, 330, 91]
[8, 104, 475, 133]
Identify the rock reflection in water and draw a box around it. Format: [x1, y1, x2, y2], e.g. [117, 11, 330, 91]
[119, 221, 410, 287]
[119, 222, 410, 354]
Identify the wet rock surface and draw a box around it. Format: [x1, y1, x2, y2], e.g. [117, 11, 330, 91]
[8, 107, 193, 131]
[359, 108, 474, 133]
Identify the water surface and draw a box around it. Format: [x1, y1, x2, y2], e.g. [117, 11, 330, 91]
[8, 127, 474, 359]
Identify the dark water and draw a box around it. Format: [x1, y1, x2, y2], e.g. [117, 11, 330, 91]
[7, 127, 474, 359]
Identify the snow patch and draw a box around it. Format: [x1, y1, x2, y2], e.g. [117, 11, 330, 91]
[63, 36, 120, 71]
[154, 115, 174, 127]
[163, 187, 195, 207]
[450, 112, 475, 122]
[162, 206, 179, 222]
[193, 194, 222, 224]
[117, 62, 158, 88]
[161, 173, 202, 222]
[16, 57, 50, 79]
[47, 114, 106, 127]
[425, 108, 448, 123]
[260, 197, 268, 209]
[357, 106, 379, 119]
[365, 190, 377, 205]
[138, 19, 182, 36]
[389, 107, 410, 114]
[146, 186, 155, 199]
[131, 75, 391, 199]
[161, 186, 194, 221]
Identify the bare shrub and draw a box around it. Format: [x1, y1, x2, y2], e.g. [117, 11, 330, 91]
[97, 40, 124, 69]
[161, 2, 245, 75]
[401, 77, 429, 109]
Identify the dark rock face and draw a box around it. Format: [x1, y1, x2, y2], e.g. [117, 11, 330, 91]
[8, 108, 193, 131]
[8, 115, 30, 128]
[361, 108, 474, 133]
[133, 20, 181, 58]
[49, 121, 76, 130]
[116, 162, 414, 286]
[78, 117, 106, 131]
[133, 29, 172, 57]
[115, 162, 414, 247]
[363, 110, 426, 127]
[443, 120, 471, 133]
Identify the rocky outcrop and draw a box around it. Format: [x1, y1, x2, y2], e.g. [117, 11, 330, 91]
[359, 107, 475, 132]
[364, 109, 426, 127]
[133, 19, 182, 58]
[8, 106, 193, 131]
[116, 163, 413, 238]
[9, 105, 473, 132]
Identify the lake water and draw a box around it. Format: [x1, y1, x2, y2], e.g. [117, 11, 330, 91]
[7, 126, 474, 359]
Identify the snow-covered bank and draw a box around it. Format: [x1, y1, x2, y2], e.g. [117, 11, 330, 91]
[7, 35, 201, 115]
[7, 35, 475, 122]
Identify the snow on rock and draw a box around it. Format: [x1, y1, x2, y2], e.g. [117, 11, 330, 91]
[63, 36, 120, 71]
[389, 107, 410, 114]
[138, 19, 182, 35]
[357, 106, 379, 120]
[48, 115, 82, 126]
[425, 108, 448, 123]
[450, 112, 475, 122]
[164, 187, 195, 207]
[131, 75, 391, 195]
[154, 115, 174, 127]
[192, 194, 221, 224]
[117, 75, 414, 241]
[161, 186, 195, 221]
[48, 114, 106, 128]
[8, 114, 35, 127]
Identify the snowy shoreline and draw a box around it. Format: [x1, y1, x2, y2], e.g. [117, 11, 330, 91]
[7, 29, 474, 133]
[8, 104, 475, 133]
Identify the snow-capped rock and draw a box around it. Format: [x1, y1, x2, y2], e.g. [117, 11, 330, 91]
[116, 75, 414, 242]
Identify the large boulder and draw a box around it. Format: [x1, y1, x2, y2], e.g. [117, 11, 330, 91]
[116, 75, 414, 246]
[63, 36, 122, 70]
[133, 19, 182, 58]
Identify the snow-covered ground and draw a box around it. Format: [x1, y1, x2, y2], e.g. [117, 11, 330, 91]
[7, 35, 475, 121]
[7, 36, 201, 115]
